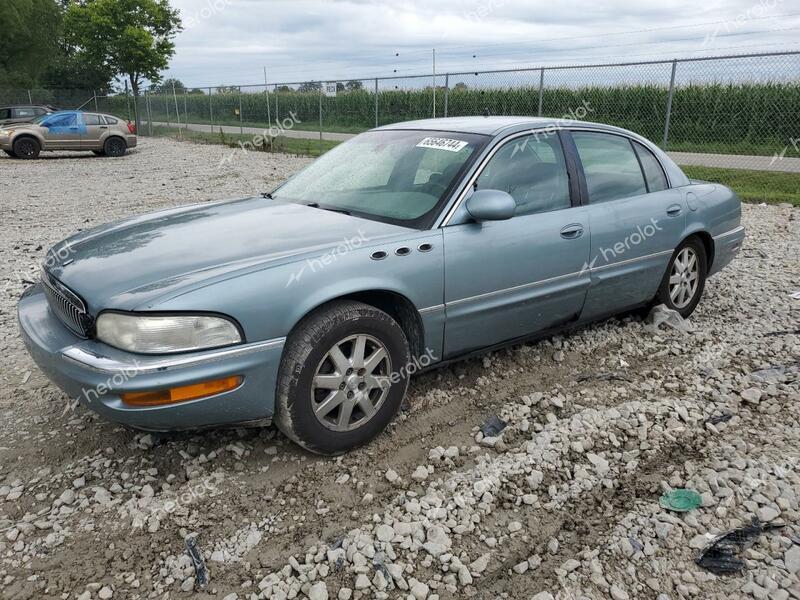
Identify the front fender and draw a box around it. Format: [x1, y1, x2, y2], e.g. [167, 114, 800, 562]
[149, 231, 445, 346]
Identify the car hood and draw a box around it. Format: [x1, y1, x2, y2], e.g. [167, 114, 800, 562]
[46, 197, 411, 311]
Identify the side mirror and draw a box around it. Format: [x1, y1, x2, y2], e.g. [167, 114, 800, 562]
[465, 189, 516, 222]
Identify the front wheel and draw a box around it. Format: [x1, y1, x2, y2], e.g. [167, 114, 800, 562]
[13, 137, 40, 159]
[275, 300, 410, 455]
[655, 237, 707, 318]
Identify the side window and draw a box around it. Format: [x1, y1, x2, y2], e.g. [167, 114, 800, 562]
[632, 141, 668, 192]
[105, 116, 118, 124]
[84, 114, 102, 125]
[13, 108, 36, 118]
[0, 108, 10, 119]
[43, 113, 78, 128]
[476, 133, 571, 216]
[572, 132, 647, 203]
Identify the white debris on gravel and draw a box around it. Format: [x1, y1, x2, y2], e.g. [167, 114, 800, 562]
[0, 139, 798, 599]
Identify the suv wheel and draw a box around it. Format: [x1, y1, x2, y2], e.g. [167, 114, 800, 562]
[275, 300, 410, 455]
[13, 137, 40, 159]
[104, 137, 127, 157]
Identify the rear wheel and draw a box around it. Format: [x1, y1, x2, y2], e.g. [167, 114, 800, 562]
[275, 300, 410, 455]
[655, 237, 707, 318]
[13, 137, 40, 159]
[103, 137, 127, 157]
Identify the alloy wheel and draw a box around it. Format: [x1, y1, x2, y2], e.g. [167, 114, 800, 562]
[669, 247, 699, 309]
[311, 334, 392, 432]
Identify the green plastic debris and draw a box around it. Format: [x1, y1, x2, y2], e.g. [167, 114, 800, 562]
[659, 489, 702, 512]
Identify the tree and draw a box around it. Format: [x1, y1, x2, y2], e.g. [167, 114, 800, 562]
[151, 77, 185, 93]
[298, 81, 322, 93]
[345, 80, 364, 91]
[66, 0, 182, 98]
[0, 0, 61, 88]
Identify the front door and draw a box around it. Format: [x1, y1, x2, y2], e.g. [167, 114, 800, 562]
[41, 112, 84, 149]
[443, 131, 591, 357]
[568, 131, 687, 320]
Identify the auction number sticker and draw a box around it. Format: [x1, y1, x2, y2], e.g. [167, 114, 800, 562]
[416, 137, 469, 152]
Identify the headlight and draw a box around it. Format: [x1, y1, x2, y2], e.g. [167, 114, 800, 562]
[95, 312, 243, 354]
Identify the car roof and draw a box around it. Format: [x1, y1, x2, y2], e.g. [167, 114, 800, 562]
[374, 116, 635, 137]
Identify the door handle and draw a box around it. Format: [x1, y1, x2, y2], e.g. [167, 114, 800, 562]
[99, 126, 108, 129]
[560, 224, 584, 239]
[666, 204, 683, 217]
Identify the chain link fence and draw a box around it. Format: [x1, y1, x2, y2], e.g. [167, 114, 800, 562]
[2, 51, 799, 170]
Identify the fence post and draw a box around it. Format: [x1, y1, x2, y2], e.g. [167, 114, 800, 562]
[537, 68, 545, 117]
[146, 89, 153, 136]
[319, 83, 324, 155]
[125, 80, 131, 123]
[374, 78, 379, 128]
[27, 89, 33, 103]
[275, 85, 279, 125]
[662, 60, 678, 150]
[164, 90, 171, 128]
[265, 83, 272, 129]
[208, 87, 214, 134]
[444, 74, 449, 118]
[183, 89, 188, 132]
[238, 86, 244, 135]
[93, 90, 99, 113]
[172, 81, 181, 139]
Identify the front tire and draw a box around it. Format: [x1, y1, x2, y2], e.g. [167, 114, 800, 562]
[13, 137, 40, 159]
[275, 300, 410, 455]
[655, 237, 707, 318]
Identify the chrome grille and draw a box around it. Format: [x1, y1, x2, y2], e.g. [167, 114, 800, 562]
[41, 271, 91, 338]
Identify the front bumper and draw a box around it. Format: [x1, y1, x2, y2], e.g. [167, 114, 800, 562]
[18, 283, 284, 431]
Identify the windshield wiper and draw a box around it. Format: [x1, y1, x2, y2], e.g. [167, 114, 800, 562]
[261, 192, 275, 199]
[305, 202, 350, 216]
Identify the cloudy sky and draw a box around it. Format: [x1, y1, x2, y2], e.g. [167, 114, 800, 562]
[163, 0, 800, 87]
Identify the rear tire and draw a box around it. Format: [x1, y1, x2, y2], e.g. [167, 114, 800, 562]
[103, 137, 127, 157]
[13, 137, 40, 159]
[275, 300, 410, 455]
[654, 236, 707, 318]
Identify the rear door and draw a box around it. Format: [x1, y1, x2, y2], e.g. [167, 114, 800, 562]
[81, 114, 108, 149]
[442, 130, 591, 356]
[568, 130, 686, 320]
[41, 112, 84, 149]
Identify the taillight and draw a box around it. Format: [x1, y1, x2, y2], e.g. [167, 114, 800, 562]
[127, 122, 136, 134]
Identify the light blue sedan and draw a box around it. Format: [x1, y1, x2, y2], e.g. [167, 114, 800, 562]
[18, 117, 745, 454]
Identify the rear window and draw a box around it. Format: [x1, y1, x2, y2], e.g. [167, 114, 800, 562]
[105, 116, 118, 124]
[633, 141, 668, 192]
[84, 114, 103, 125]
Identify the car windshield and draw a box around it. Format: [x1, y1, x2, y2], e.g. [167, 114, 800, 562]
[274, 129, 489, 227]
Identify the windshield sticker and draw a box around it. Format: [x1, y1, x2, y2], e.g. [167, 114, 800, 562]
[416, 137, 469, 152]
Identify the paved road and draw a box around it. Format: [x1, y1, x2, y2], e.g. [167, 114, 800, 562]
[147, 120, 800, 173]
[147, 120, 355, 142]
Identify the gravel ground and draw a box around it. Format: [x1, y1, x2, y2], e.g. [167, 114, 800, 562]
[0, 137, 798, 600]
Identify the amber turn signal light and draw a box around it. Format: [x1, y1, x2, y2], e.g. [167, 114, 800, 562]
[120, 376, 243, 406]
